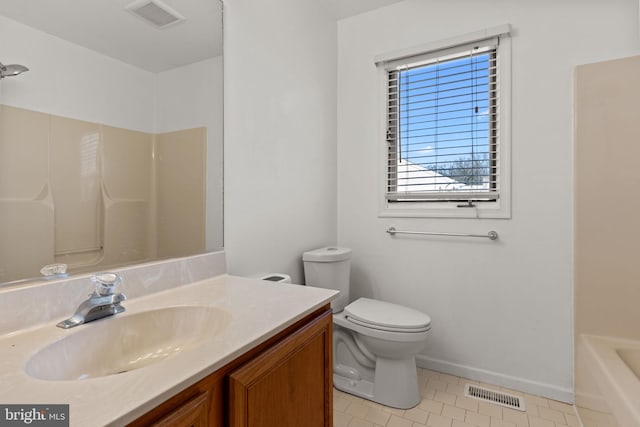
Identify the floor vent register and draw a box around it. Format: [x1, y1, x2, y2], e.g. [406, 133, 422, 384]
[464, 384, 526, 411]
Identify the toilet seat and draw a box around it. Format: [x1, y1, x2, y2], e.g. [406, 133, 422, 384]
[344, 298, 431, 333]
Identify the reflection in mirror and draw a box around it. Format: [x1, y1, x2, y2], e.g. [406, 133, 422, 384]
[0, 0, 223, 285]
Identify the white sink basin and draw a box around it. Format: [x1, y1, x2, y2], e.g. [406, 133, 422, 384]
[25, 306, 231, 381]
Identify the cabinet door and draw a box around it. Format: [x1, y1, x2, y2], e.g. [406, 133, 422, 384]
[150, 391, 209, 427]
[229, 309, 332, 427]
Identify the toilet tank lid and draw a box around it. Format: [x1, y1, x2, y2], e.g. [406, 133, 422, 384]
[344, 298, 431, 330]
[303, 247, 352, 262]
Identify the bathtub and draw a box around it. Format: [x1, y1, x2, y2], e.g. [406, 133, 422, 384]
[579, 334, 640, 427]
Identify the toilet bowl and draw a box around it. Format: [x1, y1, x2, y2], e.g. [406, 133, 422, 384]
[302, 247, 431, 409]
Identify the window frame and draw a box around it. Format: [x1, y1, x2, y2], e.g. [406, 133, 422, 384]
[376, 25, 512, 219]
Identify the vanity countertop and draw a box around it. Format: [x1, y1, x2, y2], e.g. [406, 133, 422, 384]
[0, 274, 338, 426]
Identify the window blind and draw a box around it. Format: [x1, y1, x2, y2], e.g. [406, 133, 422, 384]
[385, 38, 500, 202]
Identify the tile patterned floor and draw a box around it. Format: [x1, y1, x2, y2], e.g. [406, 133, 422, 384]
[334, 368, 581, 427]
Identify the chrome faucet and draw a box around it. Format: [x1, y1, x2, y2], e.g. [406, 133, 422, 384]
[57, 272, 127, 329]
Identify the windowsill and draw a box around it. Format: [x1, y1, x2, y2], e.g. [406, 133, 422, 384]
[379, 201, 511, 219]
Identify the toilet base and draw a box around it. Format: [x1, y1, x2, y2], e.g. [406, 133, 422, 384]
[333, 356, 421, 409]
[334, 373, 374, 401]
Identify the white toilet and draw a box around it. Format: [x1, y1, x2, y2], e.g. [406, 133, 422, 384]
[303, 247, 431, 409]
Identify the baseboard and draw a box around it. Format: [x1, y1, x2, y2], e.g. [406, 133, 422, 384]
[415, 354, 574, 403]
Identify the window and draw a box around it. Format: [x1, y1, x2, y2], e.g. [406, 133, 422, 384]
[377, 26, 511, 218]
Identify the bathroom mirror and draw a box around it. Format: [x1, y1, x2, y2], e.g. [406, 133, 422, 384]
[0, 0, 223, 285]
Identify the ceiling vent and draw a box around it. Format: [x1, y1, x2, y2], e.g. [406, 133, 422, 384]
[126, 0, 185, 29]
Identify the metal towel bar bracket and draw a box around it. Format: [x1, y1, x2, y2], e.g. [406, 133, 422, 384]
[386, 227, 498, 241]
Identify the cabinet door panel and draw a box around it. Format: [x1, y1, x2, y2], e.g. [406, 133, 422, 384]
[150, 391, 209, 427]
[230, 310, 332, 427]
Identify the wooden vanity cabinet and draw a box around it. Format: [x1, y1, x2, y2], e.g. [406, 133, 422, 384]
[150, 392, 209, 427]
[128, 305, 333, 427]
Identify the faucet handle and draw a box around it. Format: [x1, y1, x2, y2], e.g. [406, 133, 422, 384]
[91, 272, 122, 296]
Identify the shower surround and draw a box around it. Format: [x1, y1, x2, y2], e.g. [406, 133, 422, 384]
[0, 104, 206, 283]
[574, 54, 640, 427]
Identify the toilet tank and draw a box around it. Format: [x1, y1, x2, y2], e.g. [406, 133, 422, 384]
[302, 247, 351, 312]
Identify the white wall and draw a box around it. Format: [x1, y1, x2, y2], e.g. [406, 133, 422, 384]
[337, 0, 640, 401]
[156, 57, 224, 250]
[223, 0, 338, 283]
[0, 15, 155, 132]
